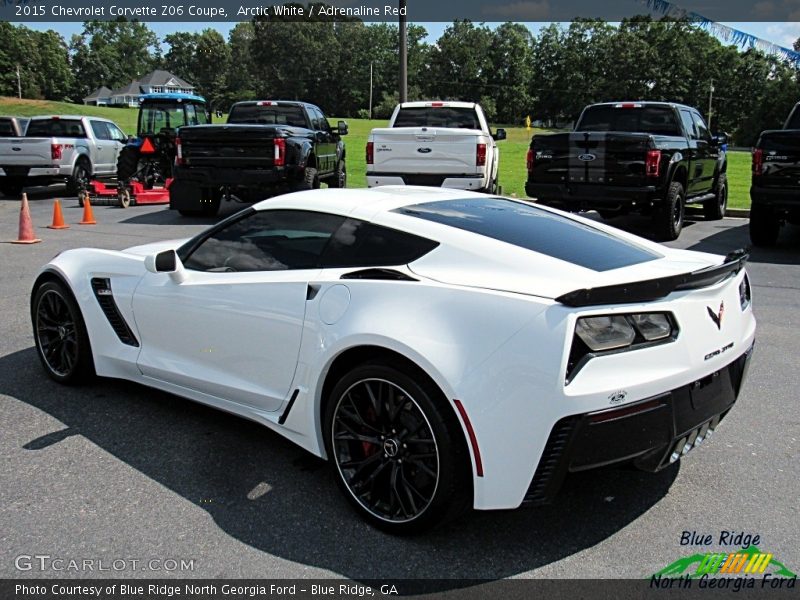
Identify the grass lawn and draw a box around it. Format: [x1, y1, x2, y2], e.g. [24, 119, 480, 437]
[1, 96, 752, 210]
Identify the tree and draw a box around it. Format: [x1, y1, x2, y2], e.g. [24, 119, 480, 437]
[191, 29, 231, 109]
[224, 22, 257, 108]
[0, 24, 72, 100]
[487, 23, 534, 124]
[163, 32, 199, 88]
[424, 21, 493, 102]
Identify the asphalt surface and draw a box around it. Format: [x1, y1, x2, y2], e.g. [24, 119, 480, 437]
[1, 187, 798, 582]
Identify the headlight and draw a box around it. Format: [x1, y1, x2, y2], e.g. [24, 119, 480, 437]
[575, 315, 636, 351]
[630, 313, 672, 341]
[739, 274, 751, 310]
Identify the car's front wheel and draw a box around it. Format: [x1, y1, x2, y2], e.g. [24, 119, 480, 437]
[324, 361, 471, 534]
[31, 280, 95, 384]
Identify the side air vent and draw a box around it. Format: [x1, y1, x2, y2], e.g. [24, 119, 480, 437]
[340, 268, 417, 281]
[90, 278, 139, 347]
[522, 416, 579, 506]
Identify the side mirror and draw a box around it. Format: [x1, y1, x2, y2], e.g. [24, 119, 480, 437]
[493, 128, 507, 141]
[337, 120, 349, 136]
[144, 249, 187, 283]
[712, 132, 728, 147]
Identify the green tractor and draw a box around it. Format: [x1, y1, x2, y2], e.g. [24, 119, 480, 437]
[116, 93, 210, 194]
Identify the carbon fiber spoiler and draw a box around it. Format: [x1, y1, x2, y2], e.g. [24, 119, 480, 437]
[556, 248, 749, 307]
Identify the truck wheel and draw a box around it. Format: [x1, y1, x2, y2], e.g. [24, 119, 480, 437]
[0, 179, 24, 197]
[704, 173, 727, 220]
[296, 166, 320, 191]
[654, 181, 685, 241]
[749, 204, 780, 247]
[116, 147, 139, 183]
[328, 161, 347, 188]
[66, 160, 90, 197]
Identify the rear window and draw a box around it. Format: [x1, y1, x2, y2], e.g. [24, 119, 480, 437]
[785, 106, 800, 129]
[0, 120, 16, 136]
[228, 104, 308, 127]
[395, 198, 661, 272]
[393, 107, 480, 129]
[577, 105, 682, 136]
[26, 119, 86, 138]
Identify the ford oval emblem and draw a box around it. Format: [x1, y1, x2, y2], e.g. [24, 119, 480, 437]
[578, 153, 596, 162]
[12, 147, 21, 151]
[417, 147, 432, 154]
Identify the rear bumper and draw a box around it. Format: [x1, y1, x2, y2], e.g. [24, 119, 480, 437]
[525, 181, 662, 210]
[523, 343, 754, 505]
[750, 184, 800, 211]
[172, 165, 297, 187]
[0, 166, 69, 180]
[368, 172, 489, 191]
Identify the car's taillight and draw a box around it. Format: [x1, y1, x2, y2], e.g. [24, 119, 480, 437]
[366, 141, 374, 165]
[752, 148, 763, 175]
[645, 149, 661, 178]
[273, 138, 286, 167]
[476, 143, 487, 167]
[51, 143, 62, 160]
[175, 136, 184, 165]
[526, 148, 534, 172]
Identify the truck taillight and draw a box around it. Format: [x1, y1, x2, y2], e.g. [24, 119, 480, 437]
[526, 148, 534, 172]
[752, 148, 763, 175]
[175, 136, 184, 165]
[645, 149, 661, 178]
[274, 138, 286, 166]
[476, 143, 487, 167]
[51, 143, 62, 160]
[366, 141, 374, 165]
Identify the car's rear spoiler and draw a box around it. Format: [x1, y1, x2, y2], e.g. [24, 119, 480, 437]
[556, 249, 749, 307]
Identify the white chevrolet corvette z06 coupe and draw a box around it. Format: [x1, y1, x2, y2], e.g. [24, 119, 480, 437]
[30, 187, 755, 533]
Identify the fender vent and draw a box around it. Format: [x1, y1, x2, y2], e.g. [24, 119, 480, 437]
[90, 278, 139, 347]
[522, 416, 579, 506]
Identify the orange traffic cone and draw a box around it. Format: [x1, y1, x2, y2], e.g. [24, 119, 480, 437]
[47, 199, 70, 229]
[10, 193, 42, 244]
[79, 195, 96, 225]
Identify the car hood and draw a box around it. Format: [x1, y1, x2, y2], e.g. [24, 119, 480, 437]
[124, 238, 190, 257]
[408, 245, 723, 301]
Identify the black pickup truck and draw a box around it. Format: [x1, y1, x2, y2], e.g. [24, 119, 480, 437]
[170, 100, 347, 216]
[525, 102, 728, 240]
[750, 102, 800, 246]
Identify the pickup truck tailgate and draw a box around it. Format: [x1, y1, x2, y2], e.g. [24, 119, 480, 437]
[531, 132, 653, 186]
[370, 127, 483, 174]
[0, 138, 53, 168]
[179, 125, 281, 168]
[756, 130, 800, 187]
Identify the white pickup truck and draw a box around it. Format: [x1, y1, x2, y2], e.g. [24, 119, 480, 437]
[0, 115, 126, 197]
[366, 101, 506, 193]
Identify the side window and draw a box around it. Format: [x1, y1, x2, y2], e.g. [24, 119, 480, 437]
[90, 120, 110, 140]
[307, 108, 320, 130]
[315, 108, 331, 132]
[107, 124, 126, 142]
[692, 112, 711, 141]
[321, 218, 439, 268]
[182, 210, 345, 272]
[679, 110, 697, 139]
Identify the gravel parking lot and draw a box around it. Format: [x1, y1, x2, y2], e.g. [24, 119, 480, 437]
[1, 188, 798, 582]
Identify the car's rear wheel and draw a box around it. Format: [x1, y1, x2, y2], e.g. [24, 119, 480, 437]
[32, 280, 94, 384]
[327, 160, 346, 188]
[749, 203, 781, 247]
[704, 173, 727, 220]
[0, 179, 24, 197]
[654, 181, 685, 241]
[297, 166, 320, 191]
[324, 361, 471, 534]
[66, 159, 90, 197]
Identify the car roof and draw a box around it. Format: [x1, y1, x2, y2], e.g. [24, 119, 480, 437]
[28, 115, 114, 122]
[587, 101, 696, 111]
[398, 101, 477, 109]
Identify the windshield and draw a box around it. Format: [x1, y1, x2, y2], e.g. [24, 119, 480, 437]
[228, 104, 308, 127]
[577, 105, 682, 136]
[393, 107, 481, 129]
[138, 102, 206, 135]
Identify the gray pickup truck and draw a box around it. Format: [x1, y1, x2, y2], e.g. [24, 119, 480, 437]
[0, 115, 126, 197]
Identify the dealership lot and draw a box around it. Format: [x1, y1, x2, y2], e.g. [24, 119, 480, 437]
[1, 190, 798, 580]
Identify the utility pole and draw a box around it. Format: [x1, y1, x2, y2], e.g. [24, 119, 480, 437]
[16, 64, 22, 99]
[369, 62, 374, 120]
[708, 80, 714, 130]
[399, 0, 407, 103]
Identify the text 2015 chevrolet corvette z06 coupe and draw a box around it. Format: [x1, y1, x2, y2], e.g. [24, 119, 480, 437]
[30, 187, 755, 533]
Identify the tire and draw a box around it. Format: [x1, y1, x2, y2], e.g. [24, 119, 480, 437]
[653, 181, 685, 241]
[296, 166, 320, 191]
[31, 280, 95, 385]
[324, 361, 471, 534]
[116, 146, 139, 183]
[749, 204, 780, 247]
[704, 173, 727, 221]
[65, 160, 90, 197]
[327, 160, 347, 188]
[0, 179, 24, 197]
